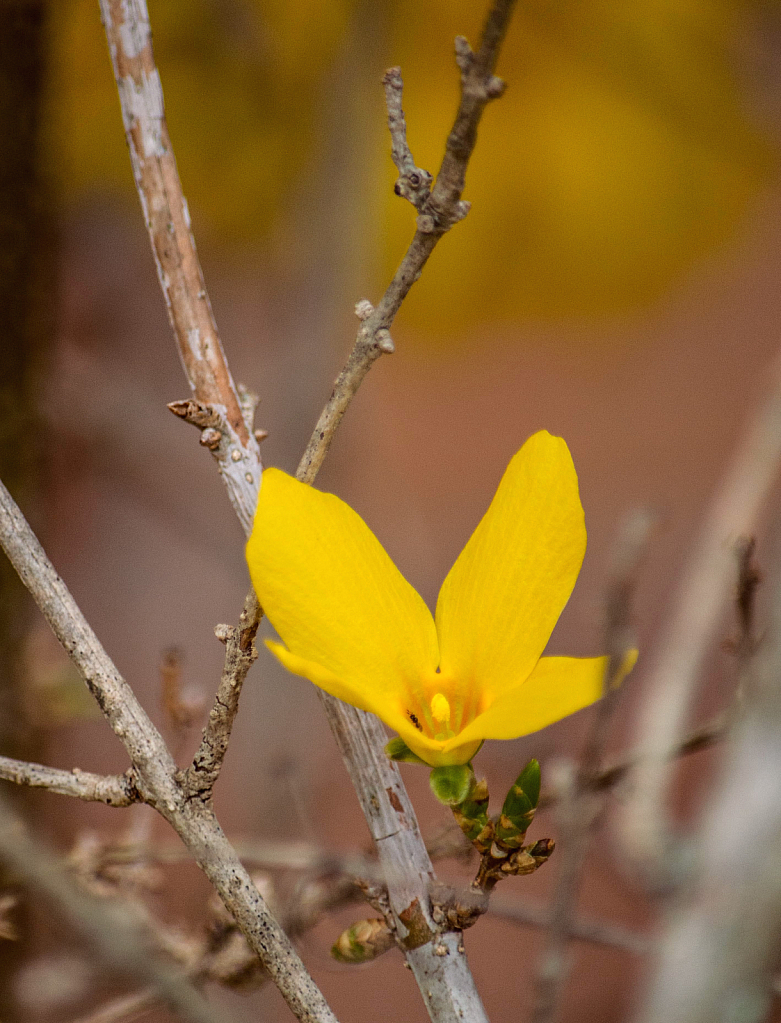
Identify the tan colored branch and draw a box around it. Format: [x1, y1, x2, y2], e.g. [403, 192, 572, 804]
[636, 546, 781, 1023]
[100, 0, 518, 1018]
[531, 513, 649, 1023]
[297, 0, 517, 484]
[620, 355, 781, 881]
[0, 757, 138, 806]
[489, 894, 649, 956]
[98, 0, 261, 534]
[0, 477, 336, 1023]
[185, 595, 260, 800]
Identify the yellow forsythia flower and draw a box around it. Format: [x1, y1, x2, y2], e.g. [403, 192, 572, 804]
[246, 431, 635, 767]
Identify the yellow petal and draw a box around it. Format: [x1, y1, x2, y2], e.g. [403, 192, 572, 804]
[265, 639, 374, 712]
[448, 651, 638, 747]
[435, 431, 586, 701]
[247, 469, 440, 716]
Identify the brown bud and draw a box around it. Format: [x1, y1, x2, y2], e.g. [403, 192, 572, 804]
[331, 918, 395, 964]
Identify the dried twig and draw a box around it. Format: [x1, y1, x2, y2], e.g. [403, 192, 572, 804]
[635, 543, 781, 1023]
[0, 793, 228, 1023]
[0, 757, 138, 806]
[621, 355, 781, 883]
[70, 988, 158, 1023]
[184, 594, 259, 801]
[0, 477, 337, 1023]
[98, 0, 261, 533]
[531, 513, 649, 1023]
[489, 894, 649, 956]
[296, 0, 517, 484]
[382, 68, 432, 210]
[538, 711, 730, 811]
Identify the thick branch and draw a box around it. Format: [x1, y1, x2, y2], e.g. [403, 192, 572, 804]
[636, 545, 781, 1023]
[99, 0, 517, 1017]
[621, 353, 781, 881]
[98, 0, 261, 533]
[0, 757, 139, 806]
[0, 478, 336, 1023]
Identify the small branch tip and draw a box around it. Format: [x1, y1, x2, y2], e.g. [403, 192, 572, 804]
[455, 35, 473, 71]
[382, 66, 402, 88]
[355, 299, 374, 321]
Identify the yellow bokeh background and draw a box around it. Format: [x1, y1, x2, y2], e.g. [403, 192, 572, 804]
[44, 0, 775, 329]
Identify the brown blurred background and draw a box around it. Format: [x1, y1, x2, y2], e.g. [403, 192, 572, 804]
[4, 0, 781, 1019]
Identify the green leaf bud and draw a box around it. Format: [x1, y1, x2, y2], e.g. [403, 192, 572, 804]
[429, 764, 475, 806]
[384, 737, 428, 765]
[331, 918, 395, 963]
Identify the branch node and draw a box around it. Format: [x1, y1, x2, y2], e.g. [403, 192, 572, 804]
[375, 330, 395, 354]
[214, 624, 232, 645]
[167, 398, 221, 430]
[416, 214, 437, 234]
[199, 428, 222, 450]
[355, 298, 374, 321]
[485, 75, 506, 99]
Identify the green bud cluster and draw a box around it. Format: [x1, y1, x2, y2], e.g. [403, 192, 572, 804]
[451, 777, 492, 852]
[495, 758, 541, 849]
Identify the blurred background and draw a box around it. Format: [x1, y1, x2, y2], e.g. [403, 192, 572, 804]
[4, 0, 781, 1019]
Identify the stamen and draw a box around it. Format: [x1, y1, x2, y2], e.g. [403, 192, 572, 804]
[431, 692, 451, 725]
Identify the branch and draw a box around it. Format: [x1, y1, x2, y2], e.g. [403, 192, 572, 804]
[296, 0, 517, 484]
[489, 895, 649, 956]
[0, 792, 228, 1023]
[620, 355, 781, 882]
[0, 757, 139, 807]
[97, 0, 261, 534]
[100, 0, 518, 1018]
[0, 477, 337, 1023]
[185, 594, 259, 801]
[531, 513, 649, 1023]
[636, 541, 781, 1023]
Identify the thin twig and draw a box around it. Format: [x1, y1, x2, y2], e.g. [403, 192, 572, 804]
[0, 477, 337, 1023]
[296, 0, 517, 484]
[620, 352, 781, 883]
[489, 894, 650, 956]
[98, 0, 261, 533]
[0, 793, 228, 1023]
[0, 757, 139, 806]
[185, 594, 259, 801]
[635, 538, 781, 1023]
[531, 513, 649, 1023]
[70, 988, 158, 1023]
[382, 68, 432, 210]
[538, 711, 730, 811]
